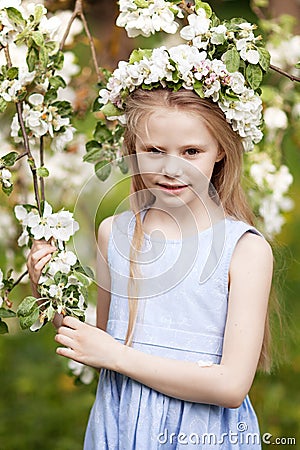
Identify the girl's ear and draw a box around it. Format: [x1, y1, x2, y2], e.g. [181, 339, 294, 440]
[215, 147, 225, 163]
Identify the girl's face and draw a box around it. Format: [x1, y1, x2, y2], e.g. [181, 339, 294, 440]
[135, 108, 223, 212]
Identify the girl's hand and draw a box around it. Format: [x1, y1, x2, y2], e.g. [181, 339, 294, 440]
[26, 240, 57, 286]
[55, 316, 123, 370]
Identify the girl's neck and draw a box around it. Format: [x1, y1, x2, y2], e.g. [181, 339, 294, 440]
[142, 199, 226, 240]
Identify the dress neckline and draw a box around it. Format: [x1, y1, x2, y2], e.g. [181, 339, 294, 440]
[139, 207, 230, 244]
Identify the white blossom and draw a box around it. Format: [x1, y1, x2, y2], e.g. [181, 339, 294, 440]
[259, 197, 285, 236]
[250, 159, 275, 187]
[236, 39, 260, 64]
[230, 72, 247, 95]
[28, 201, 53, 241]
[51, 126, 75, 152]
[180, 11, 211, 46]
[47, 210, 79, 242]
[210, 24, 227, 45]
[39, 15, 61, 40]
[49, 284, 63, 298]
[264, 107, 288, 131]
[0, 168, 12, 187]
[48, 250, 77, 276]
[0, 269, 4, 290]
[116, 0, 181, 38]
[268, 35, 300, 68]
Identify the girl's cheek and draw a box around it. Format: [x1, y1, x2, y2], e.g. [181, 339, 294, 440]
[136, 154, 164, 177]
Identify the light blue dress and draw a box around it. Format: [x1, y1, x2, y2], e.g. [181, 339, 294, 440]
[84, 209, 263, 449]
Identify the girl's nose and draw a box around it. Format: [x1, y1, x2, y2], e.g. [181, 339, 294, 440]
[161, 155, 184, 178]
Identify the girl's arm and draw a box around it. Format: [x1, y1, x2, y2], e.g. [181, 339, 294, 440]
[55, 232, 273, 409]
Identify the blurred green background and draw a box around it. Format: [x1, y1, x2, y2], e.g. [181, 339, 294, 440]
[1, 1, 300, 449]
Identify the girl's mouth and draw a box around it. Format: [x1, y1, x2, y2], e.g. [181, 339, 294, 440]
[157, 183, 189, 194]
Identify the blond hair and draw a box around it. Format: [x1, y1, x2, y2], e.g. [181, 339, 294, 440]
[123, 87, 273, 371]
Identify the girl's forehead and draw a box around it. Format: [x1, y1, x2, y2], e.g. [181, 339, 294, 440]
[135, 109, 218, 149]
[136, 108, 214, 140]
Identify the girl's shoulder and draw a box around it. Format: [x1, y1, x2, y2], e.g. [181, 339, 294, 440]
[225, 216, 273, 265]
[97, 210, 135, 243]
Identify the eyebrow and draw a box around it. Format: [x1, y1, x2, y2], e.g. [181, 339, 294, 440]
[140, 143, 209, 150]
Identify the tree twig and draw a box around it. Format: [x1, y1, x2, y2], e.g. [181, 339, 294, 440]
[8, 270, 29, 293]
[250, 1, 267, 21]
[4, 45, 12, 67]
[16, 102, 42, 215]
[3, 43, 42, 214]
[59, 0, 103, 83]
[270, 64, 300, 83]
[39, 137, 45, 202]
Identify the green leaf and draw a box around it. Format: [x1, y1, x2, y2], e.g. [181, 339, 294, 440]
[194, 0, 212, 18]
[117, 157, 128, 175]
[86, 140, 101, 152]
[46, 304, 55, 322]
[67, 308, 85, 321]
[34, 5, 45, 23]
[0, 98, 7, 113]
[258, 47, 270, 72]
[1, 184, 13, 196]
[129, 48, 152, 64]
[5, 7, 26, 27]
[0, 319, 9, 334]
[26, 47, 38, 72]
[45, 41, 58, 55]
[0, 308, 16, 318]
[73, 271, 92, 287]
[246, 64, 263, 90]
[49, 75, 67, 90]
[81, 265, 95, 280]
[101, 102, 123, 117]
[19, 308, 40, 330]
[223, 47, 240, 72]
[52, 51, 64, 70]
[31, 31, 44, 47]
[51, 101, 72, 117]
[6, 67, 19, 80]
[1, 151, 18, 167]
[193, 81, 204, 98]
[94, 121, 112, 142]
[37, 167, 49, 177]
[296, 62, 300, 69]
[44, 88, 57, 104]
[83, 147, 103, 164]
[133, 0, 149, 8]
[95, 160, 112, 181]
[39, 46, 49, 68]
[17, 296, 38, 318]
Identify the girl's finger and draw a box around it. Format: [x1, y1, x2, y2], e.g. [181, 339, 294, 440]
[56, 346, 77, 360]
[35, 253, 52, 271]
[62, 315, 82, 329]
[55, 333, 74, 349]
[29, 247, 56, 265]
[56, 325, 76, 339]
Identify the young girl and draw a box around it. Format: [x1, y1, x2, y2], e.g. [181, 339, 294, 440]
[27, 88, 273, 449]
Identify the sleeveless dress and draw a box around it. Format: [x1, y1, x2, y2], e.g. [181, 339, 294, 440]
[84, 209, 263, 450]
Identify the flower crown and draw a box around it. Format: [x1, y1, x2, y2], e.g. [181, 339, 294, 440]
[95, 0, 270, 154]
